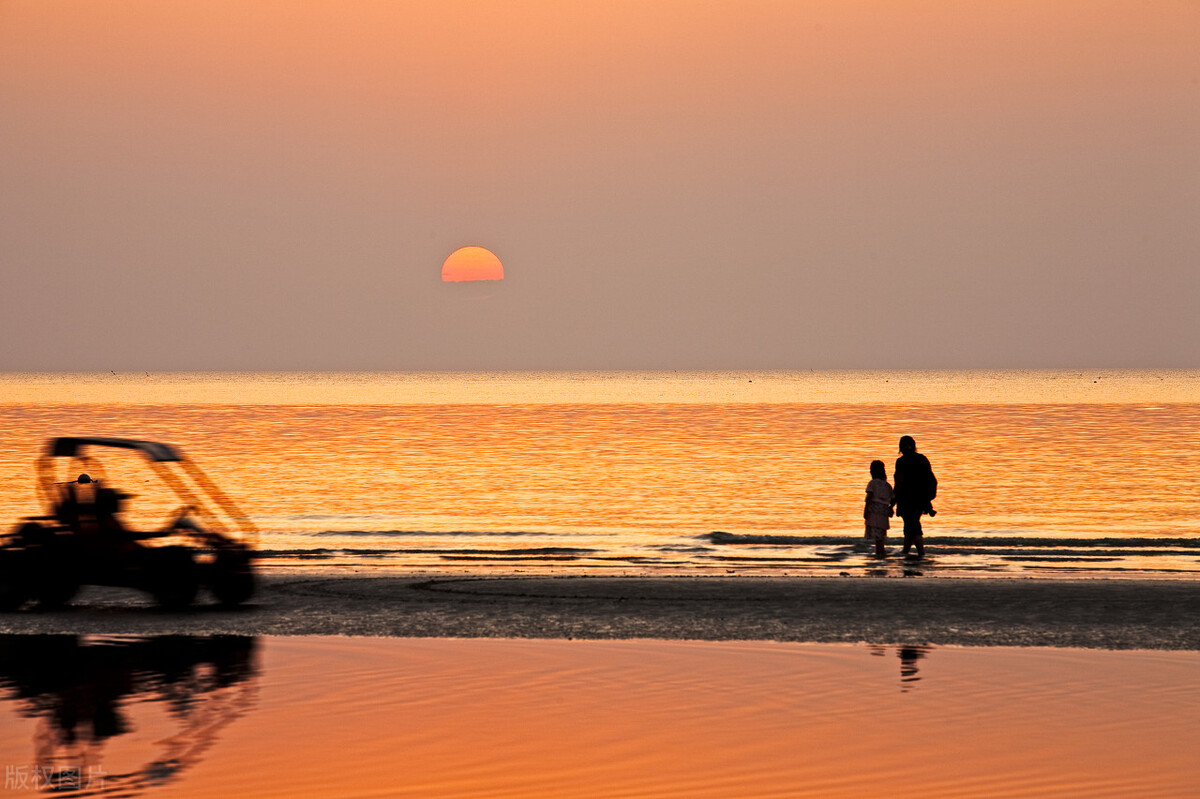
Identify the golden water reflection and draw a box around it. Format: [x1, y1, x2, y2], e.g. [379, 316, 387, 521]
[2, 372, 1198, 576]
[4, 370, 1199, 406]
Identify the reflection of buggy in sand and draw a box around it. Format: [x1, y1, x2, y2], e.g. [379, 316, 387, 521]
[0, 437, 257, 610]
[0, 635, 259, 795]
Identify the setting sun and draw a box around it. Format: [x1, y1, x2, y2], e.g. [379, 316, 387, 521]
[442, 246, 504, 282]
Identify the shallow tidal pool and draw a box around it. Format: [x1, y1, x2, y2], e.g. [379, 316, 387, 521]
[1, 635, 1198, 797]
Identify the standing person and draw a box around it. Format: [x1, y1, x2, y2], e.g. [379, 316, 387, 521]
[864, 460, 894, 559]
[893, 436, 937, 558]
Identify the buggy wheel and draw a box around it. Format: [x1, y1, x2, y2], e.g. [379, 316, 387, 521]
[35, 558, 80, 609]
[0, 548, 31, 611]
[210, 548, 255, 607]
[147, 546, 198, 610]
[23, 526, 81, 610]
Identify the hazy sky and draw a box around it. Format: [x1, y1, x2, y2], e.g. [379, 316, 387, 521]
[2, 1, 1197, 370]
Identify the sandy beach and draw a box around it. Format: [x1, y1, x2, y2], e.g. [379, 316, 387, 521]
[3, 572, 1198, 650]
[6, 574, 1200, 797]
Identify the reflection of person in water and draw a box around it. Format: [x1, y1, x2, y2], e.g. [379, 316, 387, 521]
[899, 646, 928, 684]
[893, 436, 937, 558]
[0, 635, 258, 794]
[898, 646, 930, 693]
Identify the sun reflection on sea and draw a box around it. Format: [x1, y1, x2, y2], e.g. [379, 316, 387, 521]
[1, 371, 1198, 577]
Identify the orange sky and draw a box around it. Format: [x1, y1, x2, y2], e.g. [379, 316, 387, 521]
[1, 1, 1197, 369]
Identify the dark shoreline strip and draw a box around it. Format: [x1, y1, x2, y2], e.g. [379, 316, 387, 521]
[2, 574, 1199, 651]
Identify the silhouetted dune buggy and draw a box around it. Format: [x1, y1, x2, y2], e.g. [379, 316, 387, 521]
[0, 437, 257, 610]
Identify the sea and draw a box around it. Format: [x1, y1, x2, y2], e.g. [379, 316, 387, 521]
[2, 370, 1198, 577]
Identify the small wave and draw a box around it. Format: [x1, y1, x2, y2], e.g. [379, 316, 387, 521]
[257, 548, 336, 557]
[709, 555, 846, 563]
[306, 530, 558, 538]
[256, 549, 337, 560]
[1001, 555, 1121, 562]
[933, 548, 1189, 558]
[929, 536, 1200, 549]
[707, 531, 1200, 549]
[258, 546, 597, 558]
[439, 554, 581, 561]
[435, 547, 598, 556]
[708, 532, 839, 546]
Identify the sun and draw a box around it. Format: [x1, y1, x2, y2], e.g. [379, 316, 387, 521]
[442, 246, 504, 282]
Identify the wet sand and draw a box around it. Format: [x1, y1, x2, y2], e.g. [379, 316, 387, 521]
[6, 635, 1200, 797]
[3, 573, 1199, 649]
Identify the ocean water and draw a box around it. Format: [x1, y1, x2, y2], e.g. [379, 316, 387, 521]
[1, 370, 1198, 577]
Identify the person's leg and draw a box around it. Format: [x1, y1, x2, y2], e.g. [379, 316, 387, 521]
[867, 525, 886, 558]
[902, 514, 922, 556]
[909, 514, 924, 557]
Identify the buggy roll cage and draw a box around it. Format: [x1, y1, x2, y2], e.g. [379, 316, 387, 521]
[35, 437, 258, 545]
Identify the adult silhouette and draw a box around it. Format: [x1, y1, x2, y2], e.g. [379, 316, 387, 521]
[893, 435, 937, 558]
